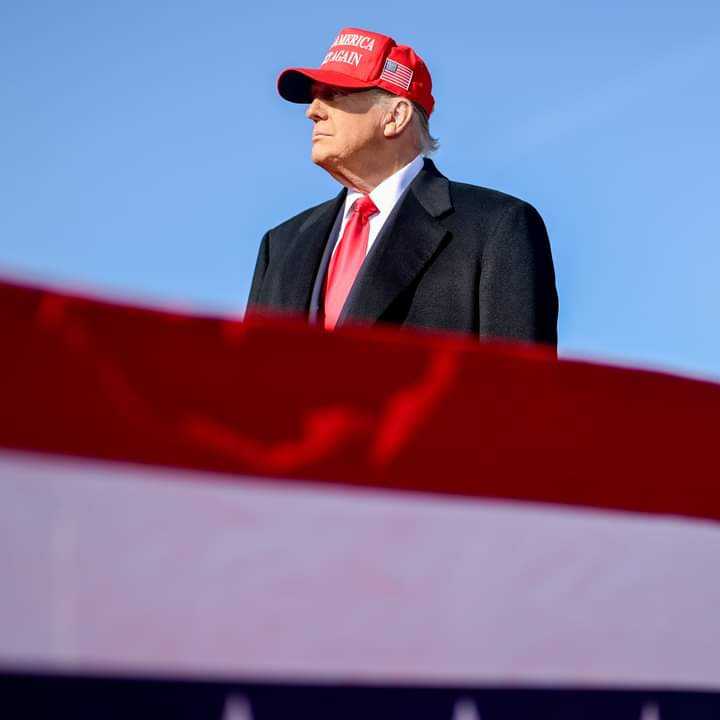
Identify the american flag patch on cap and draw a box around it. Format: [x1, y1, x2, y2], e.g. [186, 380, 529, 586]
[380, 59, 413, 90]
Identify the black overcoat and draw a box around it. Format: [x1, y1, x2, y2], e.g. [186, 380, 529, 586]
[247, 159, 558, 348]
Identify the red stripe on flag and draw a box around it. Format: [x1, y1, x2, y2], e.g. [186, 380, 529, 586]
[1, 276, 720, 522]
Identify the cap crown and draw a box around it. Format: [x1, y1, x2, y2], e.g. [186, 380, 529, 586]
[320, 28, 395, 82]
[277, 26, 435, 116]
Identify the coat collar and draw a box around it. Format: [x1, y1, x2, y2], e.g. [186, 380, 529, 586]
[275, 188, 346, 312]
[275, 159, 453, 321]
[410, 158, 453, 219]
[340, 158, 453, 325]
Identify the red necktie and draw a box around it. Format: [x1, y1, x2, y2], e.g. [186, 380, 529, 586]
[323, 195, 379, 330]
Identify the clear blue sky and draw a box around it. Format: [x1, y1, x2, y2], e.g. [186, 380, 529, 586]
[2, 1, 719, 379]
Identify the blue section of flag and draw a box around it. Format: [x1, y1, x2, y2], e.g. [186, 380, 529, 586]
[3, 673, 720, 718]
[385, 60, 397, 72]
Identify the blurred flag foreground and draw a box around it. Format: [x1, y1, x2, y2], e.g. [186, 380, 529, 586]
[1, 277, 719, 719]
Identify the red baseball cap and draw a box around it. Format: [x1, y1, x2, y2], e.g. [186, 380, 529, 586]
[277, 27, 435, 116]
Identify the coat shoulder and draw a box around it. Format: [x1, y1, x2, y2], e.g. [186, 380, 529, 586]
[447, 179, 539, 218]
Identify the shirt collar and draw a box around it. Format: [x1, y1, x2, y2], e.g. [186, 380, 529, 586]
[345, 154, 424, 218]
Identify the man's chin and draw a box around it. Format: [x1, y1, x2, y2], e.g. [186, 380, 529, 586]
[311, 147, 335, 170]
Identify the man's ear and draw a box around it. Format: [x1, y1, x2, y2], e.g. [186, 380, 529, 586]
[382, 99, 414, 138]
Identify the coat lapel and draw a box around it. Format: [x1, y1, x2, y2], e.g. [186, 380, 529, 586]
[340, 159, 453, 325]
[275, 189, 346, 312]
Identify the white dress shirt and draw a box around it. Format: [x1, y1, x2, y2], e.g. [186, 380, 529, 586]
[333, 154, 424, 259]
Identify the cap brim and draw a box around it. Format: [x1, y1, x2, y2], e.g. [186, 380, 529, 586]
[277, 67, 377, 103]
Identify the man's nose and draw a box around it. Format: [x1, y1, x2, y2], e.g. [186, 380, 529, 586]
[305, 98, 327, 121]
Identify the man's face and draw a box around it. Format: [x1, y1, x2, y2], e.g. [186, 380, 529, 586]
[306, 83, 388, 176]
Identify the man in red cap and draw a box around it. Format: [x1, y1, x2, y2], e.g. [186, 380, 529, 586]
[247, 27, 558, 347]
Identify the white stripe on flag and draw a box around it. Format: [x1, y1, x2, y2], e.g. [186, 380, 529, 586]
[1, 449, 720, 687]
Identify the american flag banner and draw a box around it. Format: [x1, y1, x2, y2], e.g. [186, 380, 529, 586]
[380, 58, 414, 90]
[1, 277, 720, 718]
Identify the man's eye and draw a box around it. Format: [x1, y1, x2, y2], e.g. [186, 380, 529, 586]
[322, 89, 346, 101]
